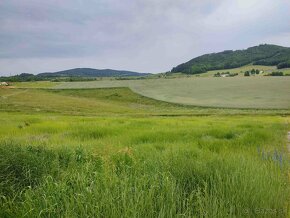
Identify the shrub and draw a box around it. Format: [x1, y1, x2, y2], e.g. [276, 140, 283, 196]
[269, 72, 284, 76]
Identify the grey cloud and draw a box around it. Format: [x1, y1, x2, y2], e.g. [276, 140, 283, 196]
[0, 0, 289, 75]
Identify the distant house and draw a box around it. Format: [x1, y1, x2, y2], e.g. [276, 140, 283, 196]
[0, 82, 8, 86]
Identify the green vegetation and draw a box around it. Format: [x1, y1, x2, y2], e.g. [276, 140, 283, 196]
[0, 73, 41, 82]
[2, 88, 289, 116]
[243, 68, 262, 76]
[0, 112, 289, 217]
[194, 65, 290, 78]
[1, 81, 290, 217]
[277, 61, 290, 69]
[38, 68, 150, 78]
[0, 88, 201, 116]
[0, 69, 150, 82]
[11, 81, 58, 88]
[171, 44, 290, 74]
[267, 72, 284, 76]
[54, 77, 290, 109]
[200, 65, 276, 77]
[214, 72, 238, 77]
[2, 44, 290, 82]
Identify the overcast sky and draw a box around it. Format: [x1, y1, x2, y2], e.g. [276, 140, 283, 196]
[0, 0, 290, 75]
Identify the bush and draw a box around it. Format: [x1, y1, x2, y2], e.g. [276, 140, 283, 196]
[269, 72, 284, 76]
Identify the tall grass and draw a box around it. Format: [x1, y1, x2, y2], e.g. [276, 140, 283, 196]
[0, 114, 289, 217]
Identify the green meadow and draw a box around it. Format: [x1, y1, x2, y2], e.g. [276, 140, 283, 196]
[54, 77, 290, 109]
[1, 84, 290, 217]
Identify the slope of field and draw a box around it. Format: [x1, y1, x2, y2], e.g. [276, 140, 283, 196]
[55, 77, 290, 109]
[0, 88, 191, 116]
[2, 88, 288, 116]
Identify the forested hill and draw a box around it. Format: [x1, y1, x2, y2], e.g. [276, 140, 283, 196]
[38, 68, 150, 77]
[171, 44, 290, 74]
[0, 68, 150, 82]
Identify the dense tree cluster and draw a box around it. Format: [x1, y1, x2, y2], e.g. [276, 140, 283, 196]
[172, 44, 290, 74]
[243, 69, 261, 76]
[277, 61, 290, 69]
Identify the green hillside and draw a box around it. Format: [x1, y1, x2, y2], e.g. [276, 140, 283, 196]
[0, 68, 150, 82]
[171, 44, 290, 74]
[38, 68, 150, 77]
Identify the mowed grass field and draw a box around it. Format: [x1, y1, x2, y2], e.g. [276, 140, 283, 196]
[1, 88, 289, 115]
[54, 77, 290, 109]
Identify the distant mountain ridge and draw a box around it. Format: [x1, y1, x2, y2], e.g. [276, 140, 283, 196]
[0, 68, 150, 82]
[38, 68, 150, 77]
[171, 44, 290, 74]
